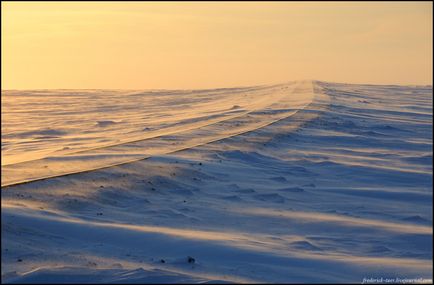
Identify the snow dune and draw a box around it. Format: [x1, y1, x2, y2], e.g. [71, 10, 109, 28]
[2, 81, 314, 186]
[1, 81, 432, 283]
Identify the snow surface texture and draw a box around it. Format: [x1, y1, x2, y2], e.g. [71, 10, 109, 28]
[1, 81, 433, 283]
[2, 81, 310, 186]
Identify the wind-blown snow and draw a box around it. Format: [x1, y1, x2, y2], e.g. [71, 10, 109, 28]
[1, 81, 432, 283]
[1, 82, 313, 186]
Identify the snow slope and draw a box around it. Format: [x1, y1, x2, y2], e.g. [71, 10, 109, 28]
[2, 81, 315, 186]
[1, 81, 432, 283]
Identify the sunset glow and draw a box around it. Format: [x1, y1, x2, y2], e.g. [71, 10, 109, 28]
[2, 2, 432, 89]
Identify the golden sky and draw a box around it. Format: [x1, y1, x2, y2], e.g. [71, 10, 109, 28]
[2, 1, 432, 89]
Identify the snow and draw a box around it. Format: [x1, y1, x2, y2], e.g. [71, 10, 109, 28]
[1, 80, 432, 283]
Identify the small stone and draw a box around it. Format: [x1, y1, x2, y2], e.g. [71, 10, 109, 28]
[187, 256, 195, 264]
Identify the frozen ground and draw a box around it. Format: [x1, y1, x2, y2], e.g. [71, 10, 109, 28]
[1, 81, 432, 283]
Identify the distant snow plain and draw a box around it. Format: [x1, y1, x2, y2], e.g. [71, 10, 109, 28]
[1, 81, 432, 283]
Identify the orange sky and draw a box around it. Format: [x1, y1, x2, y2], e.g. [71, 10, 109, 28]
[2, 2, 432, 89]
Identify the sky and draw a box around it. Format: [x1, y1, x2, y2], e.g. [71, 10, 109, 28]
[2, 1, 432, 89]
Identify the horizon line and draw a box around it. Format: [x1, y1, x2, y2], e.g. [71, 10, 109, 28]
[2, 80, 433, 92]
